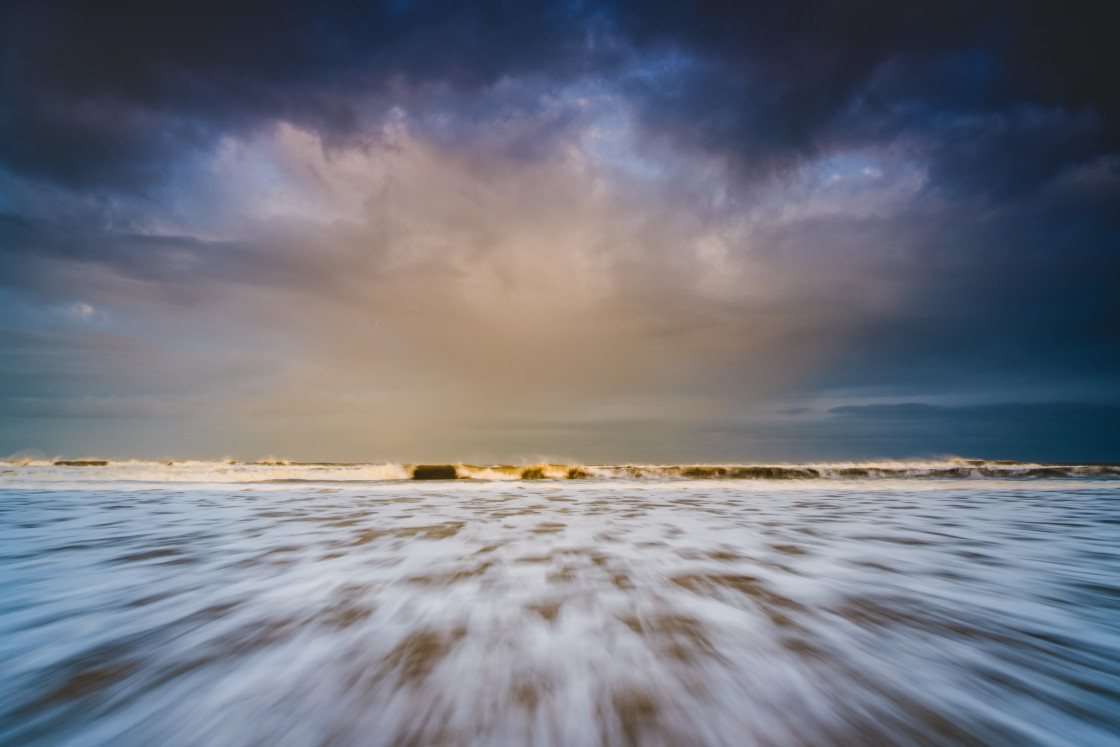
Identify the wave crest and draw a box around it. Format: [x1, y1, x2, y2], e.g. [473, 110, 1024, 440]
[1, 458, 1117, 484]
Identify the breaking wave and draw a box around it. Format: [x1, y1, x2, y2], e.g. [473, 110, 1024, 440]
[2, 458, 1117, 484]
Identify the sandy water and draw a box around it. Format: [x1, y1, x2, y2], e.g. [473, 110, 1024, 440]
[2, 479, 1119, 745]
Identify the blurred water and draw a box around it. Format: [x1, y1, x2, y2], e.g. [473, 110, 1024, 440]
[1, 479, 1118, 746]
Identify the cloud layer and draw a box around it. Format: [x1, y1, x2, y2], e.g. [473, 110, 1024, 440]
[1, 0, 1117, 460]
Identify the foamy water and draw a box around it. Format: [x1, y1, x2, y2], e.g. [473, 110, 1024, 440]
[1, 469, 1119, 745]
[2, 458, 1117, 485]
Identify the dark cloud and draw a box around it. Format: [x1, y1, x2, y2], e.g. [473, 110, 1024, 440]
[3, 1, 1118, 189]
[769, 190, 1120, 399]
[0, 0, 1117, 459]
[612, 0, 1120, 190]
[0, 0, 598, 187]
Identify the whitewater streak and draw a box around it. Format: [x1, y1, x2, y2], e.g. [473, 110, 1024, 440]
[1, 458, 1117, 484]
[2, 471, 1119, 745]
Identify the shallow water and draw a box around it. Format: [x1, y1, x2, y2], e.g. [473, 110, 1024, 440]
[2, 479, 1119, 746]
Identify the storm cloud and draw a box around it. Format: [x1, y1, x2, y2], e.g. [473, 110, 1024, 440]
[1, 0, 1117, 461]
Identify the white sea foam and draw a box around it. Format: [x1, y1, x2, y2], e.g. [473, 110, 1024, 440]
[1, 479, 1118, 745]
[1, 457, 1116, 487]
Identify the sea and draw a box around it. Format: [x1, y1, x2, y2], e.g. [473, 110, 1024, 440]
[1, 459, 1118, 746]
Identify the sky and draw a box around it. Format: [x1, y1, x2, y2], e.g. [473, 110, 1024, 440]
[0, 0, 1117, 463]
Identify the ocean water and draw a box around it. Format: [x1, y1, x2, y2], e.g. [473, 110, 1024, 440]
[1, 461, 1119, 746]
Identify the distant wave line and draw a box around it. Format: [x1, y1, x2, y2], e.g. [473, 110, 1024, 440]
[2, 458, 1119, 483]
